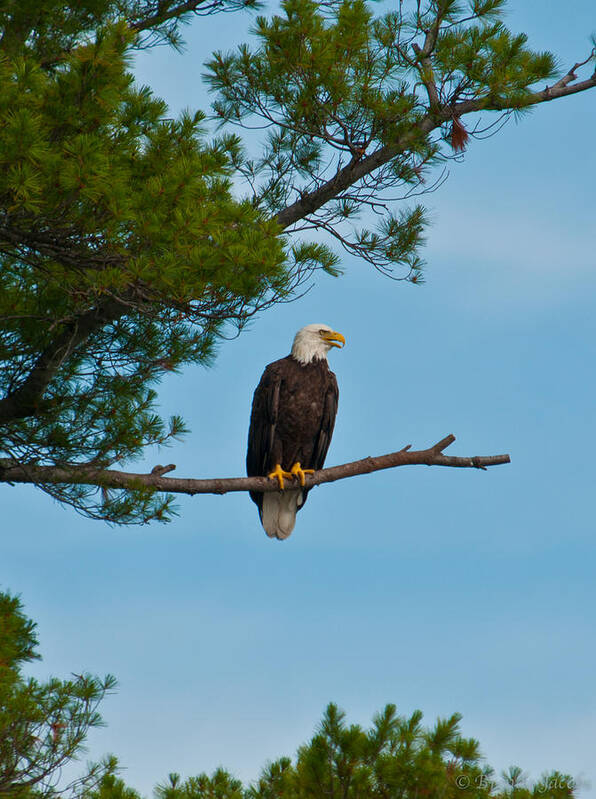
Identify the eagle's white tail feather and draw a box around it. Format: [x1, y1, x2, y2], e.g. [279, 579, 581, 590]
[261, 490, 302, 540]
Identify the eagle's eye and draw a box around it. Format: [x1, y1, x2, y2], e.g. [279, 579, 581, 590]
[318, 329, 328, 335]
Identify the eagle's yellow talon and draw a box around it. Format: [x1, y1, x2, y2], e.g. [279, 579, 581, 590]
[268, 463, 293, 490]
[290, 462, 315, 487]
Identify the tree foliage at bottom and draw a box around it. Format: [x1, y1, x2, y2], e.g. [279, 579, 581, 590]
[135, 703, 576, 799]
[0, 591, 117, 799]
[1, 592, 577, 799]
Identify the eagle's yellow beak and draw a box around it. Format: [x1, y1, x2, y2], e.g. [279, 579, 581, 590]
[321, 330, 346, 349]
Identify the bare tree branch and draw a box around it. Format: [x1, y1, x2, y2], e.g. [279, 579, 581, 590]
[0, 435, 510, 497]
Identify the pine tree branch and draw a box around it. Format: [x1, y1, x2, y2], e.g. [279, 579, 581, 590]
[453, 69, 596, 114]
[128, 0, 252, 33]
[410, 8, 444, 109]
[0, 435, 510, 495]
[276, 117, 437, 229]
[412, 43, 441, 108]
[276, 56, 596, 230]
[0, 299, 126, 424]
[129, 0, 218, 31]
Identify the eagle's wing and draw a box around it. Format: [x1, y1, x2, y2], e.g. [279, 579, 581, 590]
[246, 362, 282, 495]
[297, 371, 338, 513]
[311, 370, 339, 471]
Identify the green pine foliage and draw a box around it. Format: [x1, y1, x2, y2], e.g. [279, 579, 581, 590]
[0, 591, 578, 799]
[0, 0, 588, 523]
[0, 591, 117, 799]
[86, 705, 578, 799]
[85, 775, 143, 799]
[0, 0, 332, 522]
[206, 0, 557, 277]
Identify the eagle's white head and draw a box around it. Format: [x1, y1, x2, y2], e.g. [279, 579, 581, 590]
[291, 323, 346, 364]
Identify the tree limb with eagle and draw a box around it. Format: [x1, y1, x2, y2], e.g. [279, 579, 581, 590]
[0, 435, 510, 517]
[0, 0, 592, 524]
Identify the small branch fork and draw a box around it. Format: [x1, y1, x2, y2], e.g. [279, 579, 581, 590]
[0, 435, 510, 497]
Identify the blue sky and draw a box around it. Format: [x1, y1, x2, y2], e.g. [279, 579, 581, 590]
[2, 0, 596, 795]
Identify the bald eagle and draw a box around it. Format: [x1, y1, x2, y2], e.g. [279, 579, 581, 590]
[246, 323, 345, 540]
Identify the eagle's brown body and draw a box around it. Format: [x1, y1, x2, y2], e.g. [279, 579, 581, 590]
[246, 354, 339, 531]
